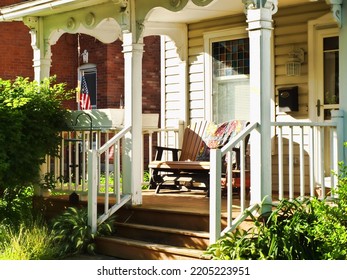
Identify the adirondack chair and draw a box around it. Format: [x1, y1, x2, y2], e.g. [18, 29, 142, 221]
[149, 121, 209, 193]
[148, 120, 249, 195]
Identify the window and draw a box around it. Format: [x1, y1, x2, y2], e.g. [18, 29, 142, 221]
[211, 37, 250, 123]
[323, 36, 339, 120]
[78, 64, 97, 109]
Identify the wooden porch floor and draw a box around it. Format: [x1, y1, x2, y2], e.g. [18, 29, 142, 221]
[36, 188, 246, 220]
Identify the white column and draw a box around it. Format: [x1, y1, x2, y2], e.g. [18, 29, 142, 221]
[25, 17, 51, 82]
[244, 1, 277, 212]
[122, 32, 144, 205]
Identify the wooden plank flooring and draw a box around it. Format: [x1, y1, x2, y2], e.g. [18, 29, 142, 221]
[37, 188, 247, 220]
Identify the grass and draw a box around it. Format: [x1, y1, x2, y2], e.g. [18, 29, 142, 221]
[0, 220, 59, 260]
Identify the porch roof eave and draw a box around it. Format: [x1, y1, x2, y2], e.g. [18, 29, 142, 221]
[0, 0, 108, 22]
[0, 0, 247, 25]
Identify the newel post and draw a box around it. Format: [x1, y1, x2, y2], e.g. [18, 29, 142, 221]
[87, 149, 98, 234]
[209, 148, 222, 244]
[331, 110, 344, 193]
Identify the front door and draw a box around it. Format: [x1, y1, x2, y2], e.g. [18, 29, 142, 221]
[312, 26, 339, 183]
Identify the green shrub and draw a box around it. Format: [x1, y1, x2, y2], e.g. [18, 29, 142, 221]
[50, 207, 114, 258]
[0, 76, 72, 191]
[205, 165, 347, 260]
[0, 185, 34, 229]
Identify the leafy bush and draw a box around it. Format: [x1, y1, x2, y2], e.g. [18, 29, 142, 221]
[50, 207, 114, 258]
[0, 76, 72, 191]
[0, 185, 34, 230]
[205, 165, 347, 260]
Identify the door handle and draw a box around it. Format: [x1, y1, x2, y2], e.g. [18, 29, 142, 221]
[316, 99, 321, 117]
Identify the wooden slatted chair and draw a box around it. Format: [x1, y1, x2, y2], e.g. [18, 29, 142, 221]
[148, 120, 250, 195]
[149, 121, 209, 193]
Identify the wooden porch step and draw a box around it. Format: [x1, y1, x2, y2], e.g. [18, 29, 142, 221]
[115, 206, 213, 232]
[114, 222, 210, 249]
[95, 236, 210, 260]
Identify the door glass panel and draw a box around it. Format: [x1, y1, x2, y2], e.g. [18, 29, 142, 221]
[212, 38, 250, 123]
[323, 36, 339, 120]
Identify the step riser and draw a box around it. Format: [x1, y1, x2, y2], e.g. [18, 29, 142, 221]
[115, 225, 209, 250]
[116, 208, 223, 231]
[95, 238, 204, 260]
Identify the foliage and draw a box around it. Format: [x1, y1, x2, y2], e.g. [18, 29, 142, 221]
[205, 165, 347, 260]
[0, 220, 58, 260]
[0, 185, 59, 260]
[50, 207, 114, 258]
[0, 185, 34, 230]
[40, 172, 62, 190]
[0, 76, 72, 191]
[142, 170, 151, 190]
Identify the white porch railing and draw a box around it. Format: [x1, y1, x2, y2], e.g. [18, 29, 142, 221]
[272, 119, 342, 201]
[44, 126, 182, 194]
[45, 116, 343, 243]
[88, 126, 132, 232]
[209, 117, 343, 244]
[209, 122, 259, 244]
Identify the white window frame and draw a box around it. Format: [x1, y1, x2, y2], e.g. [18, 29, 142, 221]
[78, 63, 97, 109]
[203, 27, 249, 122]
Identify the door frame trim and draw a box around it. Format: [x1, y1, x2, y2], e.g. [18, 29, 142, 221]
[308, 13, 338, 122]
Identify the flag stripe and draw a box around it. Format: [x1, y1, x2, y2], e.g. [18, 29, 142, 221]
[79, 75, 92, 110]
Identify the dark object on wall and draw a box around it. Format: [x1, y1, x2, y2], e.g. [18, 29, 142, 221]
[278, 86, 299, 112]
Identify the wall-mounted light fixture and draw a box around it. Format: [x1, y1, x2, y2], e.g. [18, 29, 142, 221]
[82, 49, 89, 64]
[286, 48, 304, 76]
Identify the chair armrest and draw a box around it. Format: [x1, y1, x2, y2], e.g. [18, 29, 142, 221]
[154, 146, 181, 161]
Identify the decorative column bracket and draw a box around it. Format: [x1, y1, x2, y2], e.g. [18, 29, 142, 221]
[326, 0, 343, 28]
[242, 0, 278, 14]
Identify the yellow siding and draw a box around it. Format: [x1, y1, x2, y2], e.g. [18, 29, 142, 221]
[184, 1, 330, 193]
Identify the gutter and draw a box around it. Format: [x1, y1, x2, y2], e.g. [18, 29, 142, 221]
[0, 0, 81, 21]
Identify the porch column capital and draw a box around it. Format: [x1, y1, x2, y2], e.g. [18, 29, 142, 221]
[243, 0, 278, 15]
[326, 0, 343, 27]
[243, 0, 277, 31]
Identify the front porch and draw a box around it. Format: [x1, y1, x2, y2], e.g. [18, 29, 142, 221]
[38, 112, 344, 256]
[2, 0, 347, 260]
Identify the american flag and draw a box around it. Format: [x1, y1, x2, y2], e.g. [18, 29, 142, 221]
[79, 75, 91, 110]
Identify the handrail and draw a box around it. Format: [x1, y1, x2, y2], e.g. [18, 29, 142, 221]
[221, 122, 258, 154]
[98, 126, 131, 154]
[221, 203, 260, 236]
[209, 122, 259, 244]
[272, 121, 337, 127]
[88, 125, 132, 233]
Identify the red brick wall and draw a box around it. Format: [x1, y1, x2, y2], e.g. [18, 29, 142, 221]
[143, 36, 161, 115]
[1, 0, 21, 5]
[51, 34, 79, 110]
[0, 10, 161, 114]
[75, 34, 161, 113]
[0, 22, 33, 79]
